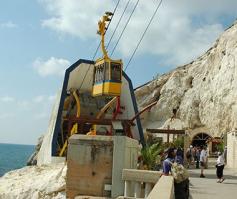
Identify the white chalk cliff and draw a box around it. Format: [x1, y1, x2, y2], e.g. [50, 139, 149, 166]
[136, 21, 237, 136]
[0, 163, 66, 199]
[1, 20, 237, 199]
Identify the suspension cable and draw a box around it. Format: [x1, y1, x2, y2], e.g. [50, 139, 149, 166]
[125, 0, 163, 71]
[106, 0, 131, 51]
[78, 0, 121, 91]
[110, 0, 140, 56]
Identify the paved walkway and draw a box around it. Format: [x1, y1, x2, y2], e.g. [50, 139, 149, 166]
[189, 164, 237, 199]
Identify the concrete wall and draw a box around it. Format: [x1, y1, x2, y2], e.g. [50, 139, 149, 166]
[227, 131, 237, 168]
[37, 91, 65, 165]
[67, 135, 114, 198]
[147, 176, 174, 199]
[66, 135, 139, 199]
[112, 137, 139, 198]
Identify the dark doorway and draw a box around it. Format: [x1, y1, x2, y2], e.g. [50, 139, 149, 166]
[192, 133, 211, 147]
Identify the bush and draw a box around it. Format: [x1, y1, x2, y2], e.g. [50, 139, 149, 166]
[141, 141, 163, 170]
[173, 137, 184, 148]
[216, 142, 224, 152]
[140, 136, 184, 170]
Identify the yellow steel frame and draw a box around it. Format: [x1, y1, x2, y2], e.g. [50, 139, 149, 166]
[59, 90, 80, 157]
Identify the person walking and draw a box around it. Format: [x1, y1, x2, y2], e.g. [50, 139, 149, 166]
[186, 145, 193, 168]
[200, 145, 208, 178]
[195, 147, 200, 169]
[216, 152, 225, 183]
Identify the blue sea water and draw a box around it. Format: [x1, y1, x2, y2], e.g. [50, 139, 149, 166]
[0, 143, 35, 177]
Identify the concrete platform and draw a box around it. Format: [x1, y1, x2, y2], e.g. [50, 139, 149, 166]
[189, 166, 237, 198]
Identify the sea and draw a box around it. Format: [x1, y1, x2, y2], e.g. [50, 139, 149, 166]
[0, 143, 35, 177]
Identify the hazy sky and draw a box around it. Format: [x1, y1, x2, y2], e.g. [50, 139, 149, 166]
[0, 0, 236, 145]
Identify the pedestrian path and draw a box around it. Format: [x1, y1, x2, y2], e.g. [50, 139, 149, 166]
[189, 165, 237, 199]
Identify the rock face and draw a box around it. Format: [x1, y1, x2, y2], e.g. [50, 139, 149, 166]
[0, 163, 66, 199]
[135, 21, 237, 137]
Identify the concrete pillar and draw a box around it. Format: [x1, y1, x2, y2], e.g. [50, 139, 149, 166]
[233, 137, 236, 168]
[223, 132, 227, 147]
[144, 183, 152, 198]
[134, 182, 141, 198]
[124, 180, 132, 197]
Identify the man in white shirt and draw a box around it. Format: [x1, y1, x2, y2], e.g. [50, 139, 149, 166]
[199, 146, 207, 178]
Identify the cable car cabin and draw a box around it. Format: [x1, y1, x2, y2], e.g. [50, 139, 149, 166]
[92, 58, 122, 97]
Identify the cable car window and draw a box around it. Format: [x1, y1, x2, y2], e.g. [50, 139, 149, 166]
[94, 67, 98, 83]
[94, 67, 97, 83]
[111, 62, 121, 81]
[95, 64, 103, 83]
[104, 62, 110, 81]
[95, 67, 99, 83]
[100, 64, 105, 82]
[98, 66, 102, 82]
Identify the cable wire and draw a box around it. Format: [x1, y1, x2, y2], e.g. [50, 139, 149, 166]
[110, 0, 140, 56]
[106, 0, 131, 51]
[125, 0, 163, 71]
[78, 0, 121, 91]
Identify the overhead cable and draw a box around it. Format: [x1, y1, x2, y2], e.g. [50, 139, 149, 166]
[125, 0, 163, 71]
[106, 0, 132, 51]
[110, 0, 141, 56]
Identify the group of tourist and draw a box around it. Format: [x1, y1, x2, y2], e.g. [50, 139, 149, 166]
[161, 144, 227, 198]
[186, 145, 208, 177]
[185, 145, 226, 182]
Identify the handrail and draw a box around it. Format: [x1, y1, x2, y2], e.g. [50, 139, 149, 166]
[147, 176, 174, 199]
[122, 169, 161, 198]
[122, 169, 161, 183]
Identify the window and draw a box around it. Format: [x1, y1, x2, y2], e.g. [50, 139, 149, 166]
[94, 63, 105, 83]
[111, 62, 121, 81]
[104, 62, 110, 81]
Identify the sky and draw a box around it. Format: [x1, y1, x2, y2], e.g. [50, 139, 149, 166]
[0, 0, 236, 145]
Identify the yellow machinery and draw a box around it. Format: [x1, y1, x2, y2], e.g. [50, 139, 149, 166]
[59, 90, 80, 157]
[92, 12, 123, 97]
[59, 13, 124, 156]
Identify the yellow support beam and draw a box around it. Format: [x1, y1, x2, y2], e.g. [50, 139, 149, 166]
[59, 123, 78, 157]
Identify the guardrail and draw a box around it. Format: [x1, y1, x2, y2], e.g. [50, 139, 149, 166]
[122, 169, 161, 198]
[120, 169, 174, 199]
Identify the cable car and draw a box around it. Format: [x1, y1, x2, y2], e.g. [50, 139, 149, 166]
[92, 12, 123, 97]
[92, 58, 122, 96]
